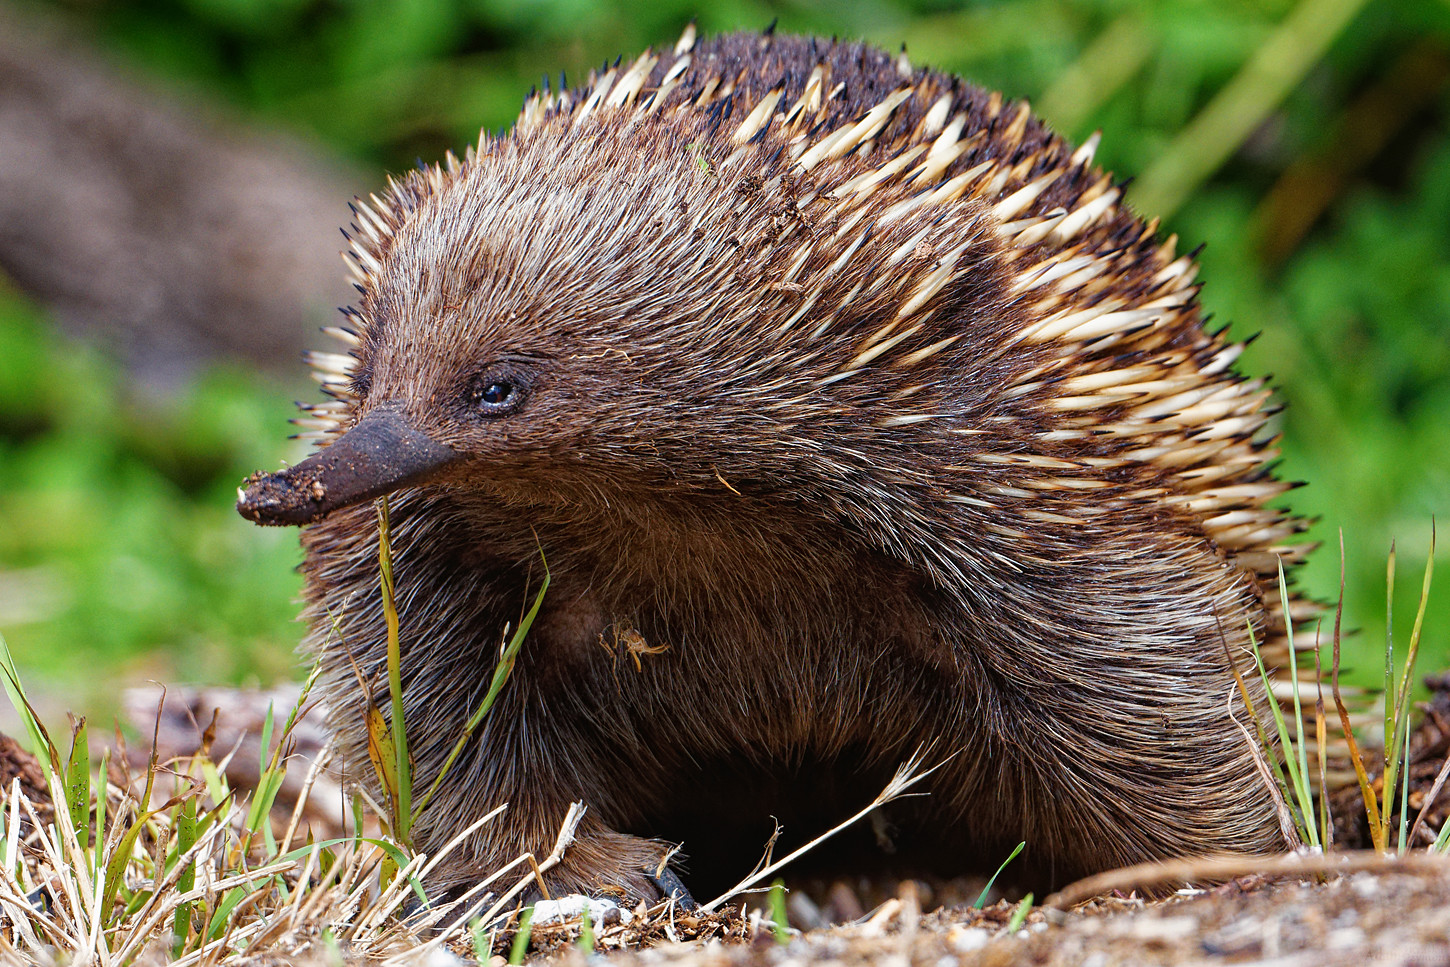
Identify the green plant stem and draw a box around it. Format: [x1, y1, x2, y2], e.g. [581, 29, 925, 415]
[1331, 531, 1383, 849]
[0, 633, 50, 770]
[1038, 15, 1150, 135]
[173, 796, 197, 956]
[1383, 541, 1398, 833]
[377, 496, 413, 845]
[65, 718, 90, 854]
[1246, 616, 1315, 847]
[1399, 714, 1412, 852]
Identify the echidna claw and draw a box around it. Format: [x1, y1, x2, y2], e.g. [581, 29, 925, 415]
[649, 865, 697, 910]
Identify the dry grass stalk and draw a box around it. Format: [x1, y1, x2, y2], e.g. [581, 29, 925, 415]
[1042, 849, 1450, 911]
[700, 750, 939, 912]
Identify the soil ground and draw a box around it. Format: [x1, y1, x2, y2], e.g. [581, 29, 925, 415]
[131, 861, 1450, 966]
[555, 865, 1450, 967]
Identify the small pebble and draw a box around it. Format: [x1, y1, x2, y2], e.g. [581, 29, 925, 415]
[395, 948, 466, 967]
[949, 926, 990, 952]
[1126, 916, 1197, 942]
[1350, 874, 1381, 899]
[1326, 926, 1367, 947]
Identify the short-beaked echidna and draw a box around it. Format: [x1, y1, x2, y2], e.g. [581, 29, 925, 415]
[239, 28, 1313, 902]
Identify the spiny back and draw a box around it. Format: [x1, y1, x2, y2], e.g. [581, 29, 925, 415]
[298, 27, 1310, 657]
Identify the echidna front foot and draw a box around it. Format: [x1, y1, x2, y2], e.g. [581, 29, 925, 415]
[429, 827, 693, 912]
[543, 828, 695, 909]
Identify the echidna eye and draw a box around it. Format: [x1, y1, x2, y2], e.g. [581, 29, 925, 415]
[471, 376, 523, 415]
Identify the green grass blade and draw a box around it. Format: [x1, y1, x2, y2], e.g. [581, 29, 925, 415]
[252, 763, 288, 856]
[1277, 560, 1319, 848]
[473, 923, 495, 964]
[94, 748, 109, 876]
[509, 906, 535, 965]
[1314, 643, 1330, 851]
[351, 792, 366, 854]
[578, 904, 596, 952]
[471, 558, 551, 732]
[1007, 893, 1034, 932]
[377, 495, 413, 845]
[1330, 530, 1383, 849]
[414, 558, 550, 820]
[974, 841, 1024, 909]
[65, 717, 90, 854]
[199, 752, 227, 805]
[243, 702, 279, 838]
[1434, 814, 1450, 853]
[768, 878, 791, 944]
[1247, 618, 1314, 845]
[1218, 618, 1297, 808]
[247, 665, 324, 852]
[102, 807, 160, 927]
[259, 700, 275, 775]
[172, 796, 198, 956]
[1379, 532, 1433, 852]
[0, 632, 51, 772]
[365, 703, 401, 832]
[278, 663, 322, 740]
[1396, 526, 1436, 853]
[276, 834, 427, 907]
[206, 884, 265, 942]
[1382, 542, 1397, 833]
[1398, 712, 1412, 853]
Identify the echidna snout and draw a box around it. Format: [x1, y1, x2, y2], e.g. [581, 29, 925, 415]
[238, 403, 459, 525]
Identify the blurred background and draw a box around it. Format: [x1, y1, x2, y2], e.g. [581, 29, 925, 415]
[0, 0, 1445, 724]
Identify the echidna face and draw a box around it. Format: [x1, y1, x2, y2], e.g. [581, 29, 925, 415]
[240, 122, 809, 526]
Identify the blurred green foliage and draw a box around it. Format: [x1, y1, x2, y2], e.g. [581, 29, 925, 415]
[2, 0, 1447, 699]
[0, 289, 306, 706]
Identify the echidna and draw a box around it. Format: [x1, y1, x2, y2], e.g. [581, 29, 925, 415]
[239, 28, 1313, 903]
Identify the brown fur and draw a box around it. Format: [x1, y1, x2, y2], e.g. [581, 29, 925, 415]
[265, 30, 1312, 899]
